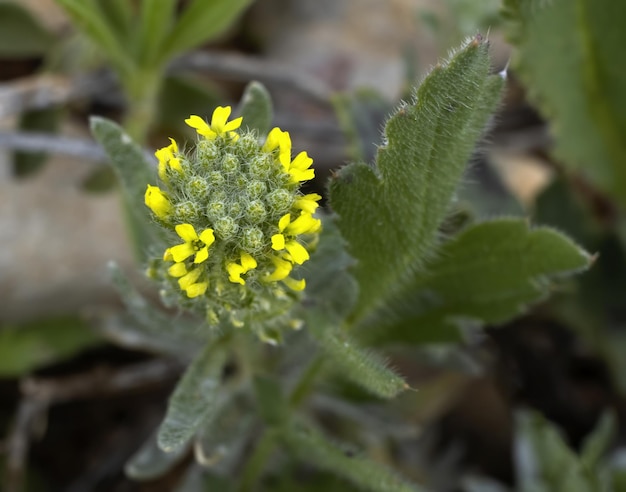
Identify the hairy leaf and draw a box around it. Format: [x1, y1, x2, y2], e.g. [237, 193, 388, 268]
[358, 219, 591, 345]
[330, 36, 503, 321]
[157, 341, 227, 452]
[136, 0, 177, 67]
[126, 430, 189, 481]
[503, 0, 626, 204]
[280, 421, 426, 492]
[91, 116, 167, 261]
[238, 81, 273, 136]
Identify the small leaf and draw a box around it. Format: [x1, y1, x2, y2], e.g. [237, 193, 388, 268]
[0, 2, 54, 58]
[161, 0, 253, 61]
[503, 0, 626, 204]
[279, 421, 426, 492]
[330, 36, 503, 321]
[237, 81, 273, 136]
[125, 430, 189, 481]
[157, 340, 228, 452]
[0, 317, 101, 377]
[90, 116, 168, 261]
[358, 219, 591, 345]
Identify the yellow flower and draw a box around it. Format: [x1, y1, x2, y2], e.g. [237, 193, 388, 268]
[263, 127, 292, 169]
[270, 214, 310, 265]
[264, 256, 293, 282]
[177, 267, 208, 298]
[170, 224, 215, 263]
[227, 253, 258, 285]
[288, 151, 315, 183]
[185, 106, 242, 140]
[156, 137, 182, 181]
[294, 193, 321, 214]
[145, 185, 172, 219]
[285, 212, 321, 235]
[282, 277, 306, 291]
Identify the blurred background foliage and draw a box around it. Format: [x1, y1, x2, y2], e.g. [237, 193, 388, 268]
[0, 0, 625, 491]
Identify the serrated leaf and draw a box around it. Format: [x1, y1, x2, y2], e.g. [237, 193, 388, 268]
[0, 317, 101, 376]
[358, 219, 590, 345]
[90, 116, 167, 261]
[503, 0, 626, 204]
[330, 37, 503, 321]
[161, 0, 253, 61]
[237, 81, 273, 136]
[279, 421, 426, 492]
[125, 429, 189, 481]
[0, 1, 54, 58]
[157, 341, 228, 452]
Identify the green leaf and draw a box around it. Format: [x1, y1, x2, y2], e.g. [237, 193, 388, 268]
[237, 81, 273, 136]
[157, 340, 228, 452]
[358, 219, 591, 345]
[90, 116, 168, 262]
[329, 36, 503, 321]
[503, 0, 626, 204]
[515, 411, 602, 492]
[56, 0, 134, 77]
[161, 0, 253, 61]
[125, 430, 189, 481]
[136, 0, 177, 67]
[279, 421, 426, 492]
[300, 217, 406, 398]
[0, 1, 54, 58]
[94, 0, 134, 43]
[104, 262, 206, 356]
[581, 410, 616, 471]
[0, 317, 101, 377]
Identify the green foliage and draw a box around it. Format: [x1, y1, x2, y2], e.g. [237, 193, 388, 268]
[13, 107, 61, 177]
[279, 421, 425, 492]
[330, 37, 503, 321]
[125, 430, 188, 481]
[238, 81, 274, 136]
[0, 1, 54, 58]
[503, 0, 626, 205]
[357, 219, 591, 345]
[514, 411, 618, 492]
[0, 317, 101, 376]
[157, 339, 229, 452]
[90, 117, 167, 261]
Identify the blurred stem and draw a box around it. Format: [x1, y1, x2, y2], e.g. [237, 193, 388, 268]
[289, 355, 325, 408]
[237, 430, 278, 492]
[122, 66, 163, 144]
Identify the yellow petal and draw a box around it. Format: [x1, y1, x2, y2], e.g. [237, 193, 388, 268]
[170, 243, 195, 262]
[163, 248, 173, 261]
[168, 157, 182, 172]
[263, 127, 283, 152]
[278, 213, 291, 232]
[224, 117, 243, 132]
[211, 106, 232, 131]
[285, 213, 320, 235]
[290, 151, 313, 171]
[289, 168, 315, 183]
[199, 228, 215, 247]
[168, 262, 188, 277]
[167, 137, 178, 153]
[186, 282, 208, 298]
[282, 277, 306, 291]
[185, 114, 216, 138]
[227, 262, 245, 285]
[271, 234, 285, 250]
[294, 194, 321, 213]
[285, 240, 309, 264]
[264, 257, 293, 282]
[144, 185, 171, 219]
[194, 246, 209, 264]
[175, 223, 198, 242]
[179, 268, 202, 290]
[240, 253, 257, 271]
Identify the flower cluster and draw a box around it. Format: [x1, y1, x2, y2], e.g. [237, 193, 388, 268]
[144, 106, 321, 342]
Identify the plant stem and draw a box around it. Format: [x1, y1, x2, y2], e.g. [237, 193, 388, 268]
[122, 67, 163, 144]
[289, 355, 325, 408]
[237, 430, 278, 492]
